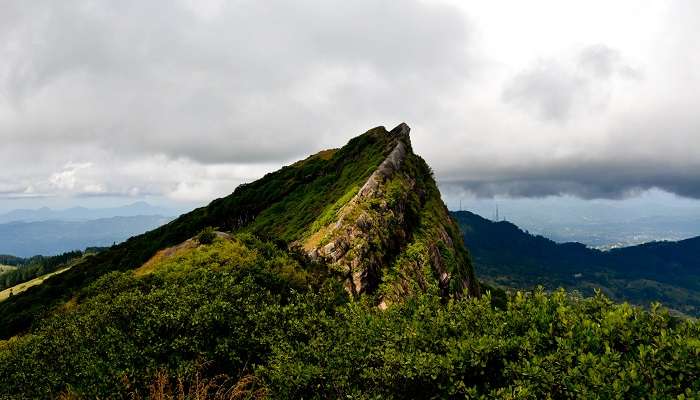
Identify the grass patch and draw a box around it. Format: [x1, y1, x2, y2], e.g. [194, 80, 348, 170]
[0, 266, 73, 302]
[0, 265, 16, 274]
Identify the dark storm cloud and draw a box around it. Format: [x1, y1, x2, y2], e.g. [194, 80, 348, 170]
[442, 157, 700, 199]
[447, 177, 700, 200]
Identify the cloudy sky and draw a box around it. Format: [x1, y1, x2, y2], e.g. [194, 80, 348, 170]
[1, 0, 699, 212]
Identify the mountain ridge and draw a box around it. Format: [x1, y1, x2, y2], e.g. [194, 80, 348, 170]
[0, 123, 479, 338]
[0, 215, 172, 257]
[0, 202, 175, 224]
[1, 128, 698, 399]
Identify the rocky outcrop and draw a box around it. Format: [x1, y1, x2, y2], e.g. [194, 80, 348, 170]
[357, 123, 410, 198]
[306, 123, 412, 295]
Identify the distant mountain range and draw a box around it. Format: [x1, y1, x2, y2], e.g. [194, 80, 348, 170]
[0, 215, 173, 257]
[0, 201, 175, 224]
[452, 210, 700, 316]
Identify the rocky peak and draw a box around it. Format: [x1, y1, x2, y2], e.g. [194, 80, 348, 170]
[304, 123, 479, 301]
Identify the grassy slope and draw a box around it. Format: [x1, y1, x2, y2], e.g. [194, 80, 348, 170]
[0, 127, 397, 339]
[0, 265, 16, 273]
[0, 267, 72, 302]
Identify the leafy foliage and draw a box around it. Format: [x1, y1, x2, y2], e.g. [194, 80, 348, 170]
[264, 290, 700, 399]
[197, 227, 217, 245]
[0, 235, 344, 398]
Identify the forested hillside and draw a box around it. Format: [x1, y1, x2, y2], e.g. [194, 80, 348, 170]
[453, 210, 700, 316]
[0, 250, 89, 292]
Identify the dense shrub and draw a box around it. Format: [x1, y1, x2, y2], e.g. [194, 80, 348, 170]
[0, 236, 343, 399]
[0, 237, 698, 399]
[197, 227, 218, 245]
[264, 290, 700, 399]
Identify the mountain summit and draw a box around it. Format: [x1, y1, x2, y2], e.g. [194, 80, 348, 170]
[0, 123, 479, 338]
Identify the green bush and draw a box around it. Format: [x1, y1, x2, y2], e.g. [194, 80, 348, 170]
[262, 290, 700, 399]
[197, 226, 217, 245]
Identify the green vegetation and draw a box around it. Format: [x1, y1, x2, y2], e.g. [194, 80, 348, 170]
[244, 130, 390, 242]
[308, 184, 360, 235]
[453, 211, 700, 316]
[0, 265, 15, 274]
[0, 235, 697, 398]
[0, 254, 26, 266]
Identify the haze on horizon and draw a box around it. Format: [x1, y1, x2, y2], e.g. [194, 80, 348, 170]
[1, 0, 699, 225]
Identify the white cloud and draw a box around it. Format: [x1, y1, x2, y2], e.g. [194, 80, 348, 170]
[0, 0, 699, 203]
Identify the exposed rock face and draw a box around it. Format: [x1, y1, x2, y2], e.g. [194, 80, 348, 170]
[358, 124, 409, 198]
[306, 125, 410, 295]
[305, 123, 479, 300]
